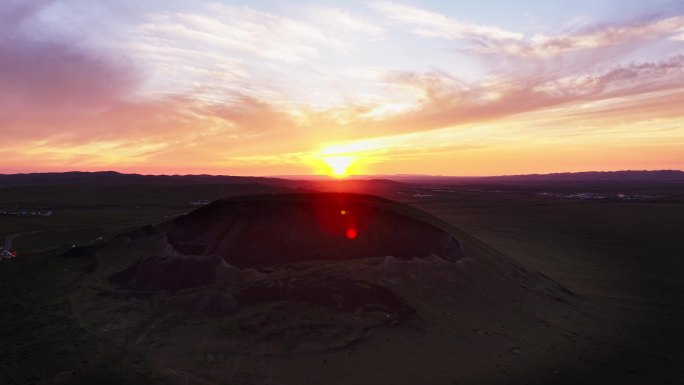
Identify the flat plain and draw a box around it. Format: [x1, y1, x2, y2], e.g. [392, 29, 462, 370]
[1, 174, 683, 384]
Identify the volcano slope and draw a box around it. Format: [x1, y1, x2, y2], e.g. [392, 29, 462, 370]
[3, 193, 670, 385]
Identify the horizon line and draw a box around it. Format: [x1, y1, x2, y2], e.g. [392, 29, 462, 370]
[1, 169, 683, 179]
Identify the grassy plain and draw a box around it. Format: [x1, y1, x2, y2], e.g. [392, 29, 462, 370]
[1, 179, 683, 384]
[0, 184, 288, 253]
[393, 183, 684, 376]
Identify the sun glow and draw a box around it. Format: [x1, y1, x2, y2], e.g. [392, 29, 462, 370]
[323, 155, 355, 177]
[316, 141, 376, 178]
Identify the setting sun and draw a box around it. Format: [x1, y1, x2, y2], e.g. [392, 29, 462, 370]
[323, 156, 355, 177]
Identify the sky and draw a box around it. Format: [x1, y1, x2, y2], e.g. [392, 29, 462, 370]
[1, 0, 683, 176]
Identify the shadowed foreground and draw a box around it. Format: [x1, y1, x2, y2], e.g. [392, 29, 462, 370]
[1, 192, 681, 384]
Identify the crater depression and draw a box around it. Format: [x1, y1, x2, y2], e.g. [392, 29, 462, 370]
[64, 192, 577, 384]
[167, 192, 463, 267]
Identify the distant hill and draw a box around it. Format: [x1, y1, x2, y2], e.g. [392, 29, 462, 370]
[490, 170, 684, 182]
[0, 171, 287, 188]
[376, 170, 684, 184]
[0, 170, 682, 188]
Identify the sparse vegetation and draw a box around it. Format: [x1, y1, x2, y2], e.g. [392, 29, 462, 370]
[1, 174, 683, 384]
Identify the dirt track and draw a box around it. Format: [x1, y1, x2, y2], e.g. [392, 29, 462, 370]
[3, 233, 20, 249]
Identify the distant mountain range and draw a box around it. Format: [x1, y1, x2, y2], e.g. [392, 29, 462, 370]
[380, 170, 684, 184]
[0, 171, 285, 188]
[0, 170, 682, 188]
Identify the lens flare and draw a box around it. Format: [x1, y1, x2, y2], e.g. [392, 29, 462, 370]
[346, 228, 357, 239]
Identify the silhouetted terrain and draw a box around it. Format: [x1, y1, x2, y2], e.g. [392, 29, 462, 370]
[385, 169, 684, 182]
[1, 173, 683, 384]
[0, 171, 287, 187]
[168, 193, 461, 267]
[2, 170, 682, 187]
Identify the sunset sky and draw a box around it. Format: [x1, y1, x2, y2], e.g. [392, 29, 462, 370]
[1, 0, 683, 176]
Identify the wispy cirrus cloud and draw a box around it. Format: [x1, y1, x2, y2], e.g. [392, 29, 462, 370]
[118, 3, 387, 108]
[368, 54, 684, 132]
[526, 16, 684, 56]
[137, 7, 324, 64]
[373, 1, 684, 58]
[372, 1, 523, 42]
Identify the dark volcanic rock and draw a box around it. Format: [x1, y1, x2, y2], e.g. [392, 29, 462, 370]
[177, 291, 239, 317]
[109, 254, 222, 292]
[238, 276, 415, 319]
[57, 244, 104, 259]
[167, 193, 462, 268]
[57, 244, 103, 272]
